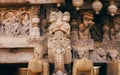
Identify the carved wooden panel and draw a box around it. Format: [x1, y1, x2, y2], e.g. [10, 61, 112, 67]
[0, 7, 32, 36]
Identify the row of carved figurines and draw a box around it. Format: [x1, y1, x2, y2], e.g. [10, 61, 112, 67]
[41, 12, 120, 42]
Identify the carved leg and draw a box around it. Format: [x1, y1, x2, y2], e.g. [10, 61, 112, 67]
[43, 61, 49, 75]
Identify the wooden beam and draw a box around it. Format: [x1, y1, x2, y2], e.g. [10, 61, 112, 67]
[0, 0, 65, 5]
[0, 48, 34, 64]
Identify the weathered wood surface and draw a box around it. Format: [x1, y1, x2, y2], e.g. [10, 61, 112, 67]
[0, 48, 34, 63]
[0, 36, 34, 48]
[107, 60, 120, 75]
[0, 0, 64, 4]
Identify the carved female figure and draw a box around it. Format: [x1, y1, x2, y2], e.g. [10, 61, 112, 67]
[21, 13, 30, 35]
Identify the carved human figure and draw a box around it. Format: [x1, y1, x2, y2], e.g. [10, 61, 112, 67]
[79, 12, 94, 39]
[2, 12, 20, 35]
[113, 16, 120, 40]
[21, 13, 30, 35]
[102, 24, 110, 41]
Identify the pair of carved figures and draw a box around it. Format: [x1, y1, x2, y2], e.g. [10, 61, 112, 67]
[0, 8, 30, 36]
[48, 11, 71, 75]
[103, 16, 120, 41]
[96, 47, 119, 62]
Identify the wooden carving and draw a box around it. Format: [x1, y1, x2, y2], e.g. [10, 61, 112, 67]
[102, 24, 110, 42]
[48, 11, 71, 75]
[79, 12, 94, 39]
[0, 7, 31, 36]
[28, 44, 49, 75]
[72, 58, 93, 75]
[96, 48, 107, 62]
[110, 16, 120, 40]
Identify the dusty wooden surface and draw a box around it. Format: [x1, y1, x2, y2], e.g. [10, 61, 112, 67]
[0, 0, 64, 4]
[0, 48, 34, 63]
[0, 36, 34, 48]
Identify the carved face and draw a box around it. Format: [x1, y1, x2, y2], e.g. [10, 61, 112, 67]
[49, 11, 56, 23]
[63, 12, 70, 22]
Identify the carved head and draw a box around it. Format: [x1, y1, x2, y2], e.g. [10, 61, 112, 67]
[102, 24, 109, 33]
[56, 11, 63, 21]
[110, 28, 115, 35]
[63, 11, 70, 22]
[49, 11, 56, 23]
[83, 12, 94, 28]
[114, 16, 120, 31]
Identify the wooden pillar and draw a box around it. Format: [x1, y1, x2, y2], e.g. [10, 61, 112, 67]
[107, 60, 120, 75]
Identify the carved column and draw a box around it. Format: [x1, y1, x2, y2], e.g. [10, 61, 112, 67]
[48, 11, 71, 75]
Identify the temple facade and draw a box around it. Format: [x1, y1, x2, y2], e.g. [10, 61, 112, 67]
[0, 0, 120, 75]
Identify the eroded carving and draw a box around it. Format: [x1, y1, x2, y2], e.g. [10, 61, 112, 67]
[96, 48, 107, 62]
